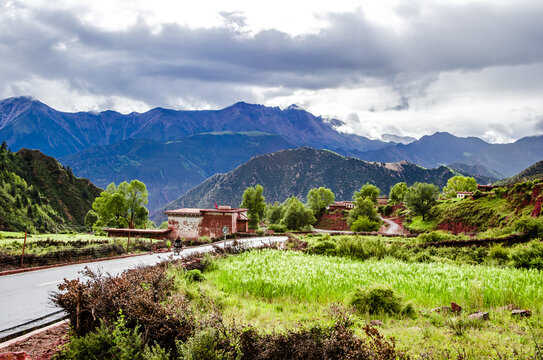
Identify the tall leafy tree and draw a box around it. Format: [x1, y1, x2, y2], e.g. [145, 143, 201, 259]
[306, 187, 335, 217]
[353, 183, 380, 204]
[90, 180, 149, 229]
[442, 176, 477, 198]
[265, 201, 285, 225]
[347, 197, 381, 227]
[404, 182, 440, 221]
[241, 184, 266, 229]
[389, 182, 408, 204]
[281, 197, 316, 231]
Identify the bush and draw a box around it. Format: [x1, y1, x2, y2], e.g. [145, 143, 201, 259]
[351, 216, 381, 232]
[52, 262, 195, 351]
[514, 217, 543, 238]
[255, 228, 265, 236]
[267, 223, 287, 233]
[488, 244, 509, 263]
[177, 328, 229, 360]
[53, 311, 168, 360]
[510, 240, 543, 270]
[185, 269, 205, 283]
[472, 190, 483, 199]
[310, 240, 337, 256]
[350, 285, 413, 316]
[417, 230, 452, 243]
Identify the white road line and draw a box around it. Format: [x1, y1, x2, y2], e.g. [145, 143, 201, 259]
[38, 280, 65, 287]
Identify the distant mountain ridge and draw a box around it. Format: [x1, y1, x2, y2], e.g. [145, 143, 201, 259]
[495, 160, 543, 186]
[0, 97, 389, 158]
[157, 147, 457, 223]
[60, 132, 296, 211]
[360, 132, 543, 177]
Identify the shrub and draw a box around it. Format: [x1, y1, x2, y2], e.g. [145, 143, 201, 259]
[52, 262, 195, 351]
[488, 244, 509, 263]
[471, 190, 483, 199]
[255, 228, 265, 236]
[351, 216, 380, 232]
[177, 328, 229, 360]
[185, 269, 206, 283]
[510, 240, 543, 270]
[417, 230, 452, 243]
[53, 311, 167, 360]
[514, 217, 543, 238]
[350, 285, 411, 316]
[267, 223, 287, 233]
[310, 240, 337, 256]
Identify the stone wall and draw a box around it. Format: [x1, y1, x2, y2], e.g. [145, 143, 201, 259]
[315, 209, 350, 231]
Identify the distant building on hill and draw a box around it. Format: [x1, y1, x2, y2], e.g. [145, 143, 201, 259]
[456, 191, 473, 199]
[164, 206, 249, 239]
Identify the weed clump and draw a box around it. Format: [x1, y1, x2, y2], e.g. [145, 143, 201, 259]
[510, 240, 543, 270]
[350, 285, 414, 317]
[185, 269, 205, 283]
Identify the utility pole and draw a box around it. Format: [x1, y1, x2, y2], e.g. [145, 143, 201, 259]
[21, 231, 27, 267]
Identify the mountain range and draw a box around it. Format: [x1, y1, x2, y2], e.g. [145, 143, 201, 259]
[60, 132, 296, 210]
[360, 132, 543, 177]
[157, 147, 458, 223]
[2, 97, 542, 212]
[0, 96, 388, 159]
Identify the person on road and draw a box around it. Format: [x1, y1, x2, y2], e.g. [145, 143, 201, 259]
[173, 238, 183, 255]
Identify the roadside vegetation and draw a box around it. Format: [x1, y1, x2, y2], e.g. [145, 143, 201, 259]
[52, 242, 543, 359]
[0, 231, 167, 271]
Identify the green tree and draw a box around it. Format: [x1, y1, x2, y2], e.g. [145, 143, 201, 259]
[84, 210, 99, 228]
[241, 184, 266, 229]
[351, 216, 381, 232]
[91, 180, 149, 229]
[389, 182, 408, 204]
[306, 187, 335, 217]
[347, 197, 381, 227]
[404, 182, 440, 221]
[265, 202, 284, 225]
[281, 197, 316, 231]
[353, 183, 380, 204]
[442, 176, 477, 198]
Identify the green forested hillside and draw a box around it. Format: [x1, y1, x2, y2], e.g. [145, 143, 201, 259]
[0, 144, 102, 232]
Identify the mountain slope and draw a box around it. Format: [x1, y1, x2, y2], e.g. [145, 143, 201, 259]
[447, 163, 504, 184]
[459, 136, 543, 177]
[0, 97, 389, 158]
[60, 132, 296, 211]
[495, 160, 543, 186]
[360, 132, 491, 168]
[158, 147, 457, 222]
[0, 146, 102, 232]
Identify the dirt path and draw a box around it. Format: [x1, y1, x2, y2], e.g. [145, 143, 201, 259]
[381, 218, 403, 235]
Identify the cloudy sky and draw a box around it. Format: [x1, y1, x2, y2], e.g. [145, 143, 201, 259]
[1, 0, 543, 143]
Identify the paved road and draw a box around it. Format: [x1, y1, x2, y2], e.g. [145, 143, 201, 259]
[0, 236, 287, 340]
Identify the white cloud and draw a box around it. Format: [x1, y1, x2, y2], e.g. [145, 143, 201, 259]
[1, 0, 543, 143]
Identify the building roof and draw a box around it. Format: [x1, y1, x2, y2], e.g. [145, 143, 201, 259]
[165, 207, 248, 216]
[104, 228, 172, 235]
[456, 191, 474, 194]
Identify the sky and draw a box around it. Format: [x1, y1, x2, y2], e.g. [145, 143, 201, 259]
[1, 0, 543, 143]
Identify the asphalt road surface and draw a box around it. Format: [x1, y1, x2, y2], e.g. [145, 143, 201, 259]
[0, 236, 287, 340]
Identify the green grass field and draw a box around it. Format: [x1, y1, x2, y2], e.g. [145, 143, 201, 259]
[172, 248, 543, 358]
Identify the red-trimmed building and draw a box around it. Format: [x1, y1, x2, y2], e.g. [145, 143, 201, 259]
[164, 206, 249, 239]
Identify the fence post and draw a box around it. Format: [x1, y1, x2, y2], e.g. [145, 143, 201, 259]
[21, 231, 27, 268]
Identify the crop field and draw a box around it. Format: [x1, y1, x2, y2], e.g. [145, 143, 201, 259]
[212, 249, 543, 309]
[180, 248, 543, 358]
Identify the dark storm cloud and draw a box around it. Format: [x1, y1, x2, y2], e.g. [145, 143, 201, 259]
[1, 1, 543, 108]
